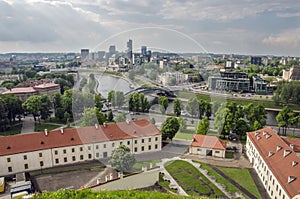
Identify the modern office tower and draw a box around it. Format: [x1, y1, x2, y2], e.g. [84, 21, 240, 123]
[97, 51, 105, 59]
[109, 45, 116, 58]
[250, 56, 262, 65]
[127, 39, 133, 59]
[81, 49, 89, 61]
[141, 46, 147, 56]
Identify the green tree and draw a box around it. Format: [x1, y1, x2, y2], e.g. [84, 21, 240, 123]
[159, 96, 169, 114]
[198, 99, 206, 119]
[196, 118, 209, 135]
[214, 104, 230, 138]
[173, 98, 182, 117]
[139, 93, 150, 113]
[107, 111, 114, 122]
[108, 145, 136, 173]
[161, 117, 180, 140]
[235, 118, 249, 138]
[52, 92, 62, 111]
[1, 94, 23, 123]
[186, 97, 199, 117]
[23, 95, 42, 121]
[0, 97, 8, 131]
[40, 95, 52, 121]
[115, 113, 126, 122]
[276, 106, 293, 135]
[94, 94, 104, 110]
[205, 103, 212, 119]
[81, 107, 99, 126]
[178, 116, 187, 131]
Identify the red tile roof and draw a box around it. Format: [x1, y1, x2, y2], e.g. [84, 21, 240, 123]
[34, 83, 59, 89]
[191, 134, 226, 150]
[247, 127, 300, 198]
[0, 120, 161, 156]
[2, 87, 37, 94]
[282, 137, 300, 152]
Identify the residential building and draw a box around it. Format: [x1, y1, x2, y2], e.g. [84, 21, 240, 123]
[252, 76, 268, 94]
[108, 45, 116, 58]
[0, 119, 161, 176]
[81, 49, 89, 62]
[189, 134, 226, 158]
[127, 39, 133, 61]
[282, 65, 300, 81]
[250, 56, 262, 65]
[2, 83, 60, 101]
[246, 127, 300, 199]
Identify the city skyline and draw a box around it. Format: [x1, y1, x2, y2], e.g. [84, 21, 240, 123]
[0, 0, 299, 56]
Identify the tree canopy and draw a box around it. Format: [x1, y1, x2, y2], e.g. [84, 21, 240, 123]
[161, 117, 180, 140]
[108, 145, 136, 173]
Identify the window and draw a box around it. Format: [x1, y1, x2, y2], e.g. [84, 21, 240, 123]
[276, 185, 278, 191]
[215, 151, 220, 154]
[134, 140, 137, 144]
[64, 157, 67, 162]
[55, 150, 58, 155]
[134, 147, 137, 152]
[96, 145, 99, 150]
[63, 149, 66, 154]
[40, 161, 44, 167]
[112, 143, 114, 147]
[39, 152, 42, 157]
[155, 137, 158, 141]
[149, 138, 151, 142]
[80, 147, 83, 151]
[127, 141, 130, 145]
[141, 146, 144, 151]
[72, 148, 75, 153]
[142, 139, 144, 143]
[103, 152, 107, 158]
[148, 145, 151, 150]
[88, 146, 91, 150]
[24, 164, 28, 169]
[155, 144, 158, 149]
[24, 155, 27, 160]
[197, 148, 202, 151]
[8, 167, 12, 172]
[279, 189, 281, 196]
[72, 156, 76, 161]
[104, 144, 107, 148]
[80, 155, 84, 160]
[55, 159, 59, 164]
[96, 153, 99, 158]
[7, 158, 11, 162]
[88, 154, 92, 159]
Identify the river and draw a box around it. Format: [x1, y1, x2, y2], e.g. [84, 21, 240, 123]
[96, 75, 131, 98]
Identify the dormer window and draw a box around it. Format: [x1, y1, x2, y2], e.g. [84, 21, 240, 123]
[290, 144, 294, 149]
[292, 161, 298, 167]
[40, 141, 44, 145]
[284, 150, 292, 157]
[256, 136, 261, 140]
[265, 134, 271, 139]
[276, 146, 282, 151]
[6, 146, 11, 150]
[288, 176, 296, 184]
[255, 131, 259, 136]
[268, 151, 274, 157]
[263, 131, 267, 136]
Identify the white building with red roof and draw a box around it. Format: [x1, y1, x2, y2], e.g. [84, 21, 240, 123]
[0, 119, 161, 176]
[189, 134, 226, 158]
[2, 83, 60, 101]
[246, 127, 300, 199]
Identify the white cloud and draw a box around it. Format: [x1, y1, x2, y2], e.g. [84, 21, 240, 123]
[262, 29, 300, 49]
[159, 0, 295, 21]
[277, 12, 300, 18]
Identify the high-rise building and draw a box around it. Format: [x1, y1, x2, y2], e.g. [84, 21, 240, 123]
[81, 49, 89, 61]
[127, 39, 133, 59]
[97, 51, 105, 60]
[250, 56, 262, 65]
[141, 46, 147, 56]
[109, 45, 116, 58]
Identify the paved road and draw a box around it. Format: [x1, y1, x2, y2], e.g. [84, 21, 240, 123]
[21, 116, 35, 134]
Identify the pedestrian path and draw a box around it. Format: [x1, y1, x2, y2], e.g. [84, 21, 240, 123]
[21, 117, 35, 134]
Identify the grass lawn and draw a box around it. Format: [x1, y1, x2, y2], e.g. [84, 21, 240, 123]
[193, 161, 246, 198]
[0, 124, 22, 136]
[34, 123, 61, 132]
[132, 160, 161, 172]
[165, 160, 224, 198]
[174, 132, 194, 140]
[175, 91, 300, 111]
[225, 151, 234, 159]
[218, 167, 262, 199]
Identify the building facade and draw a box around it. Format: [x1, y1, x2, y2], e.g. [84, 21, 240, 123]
[246, 127, 300, 199]
[189, 134, 226, 158]
[0, 120, 162, 176]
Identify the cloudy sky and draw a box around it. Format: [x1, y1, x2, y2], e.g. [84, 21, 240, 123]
[0, 0, 300, 56]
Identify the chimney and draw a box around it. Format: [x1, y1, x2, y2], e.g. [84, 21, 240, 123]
[110, 173, 113, 180]
[60, 127, 64, 134]
[95, 123, 98, 129]
[44, 129, 48, 136]
[105, 175, 109, 182]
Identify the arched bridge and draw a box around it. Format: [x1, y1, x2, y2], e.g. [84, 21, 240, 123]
[125, 87, 177, 99]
